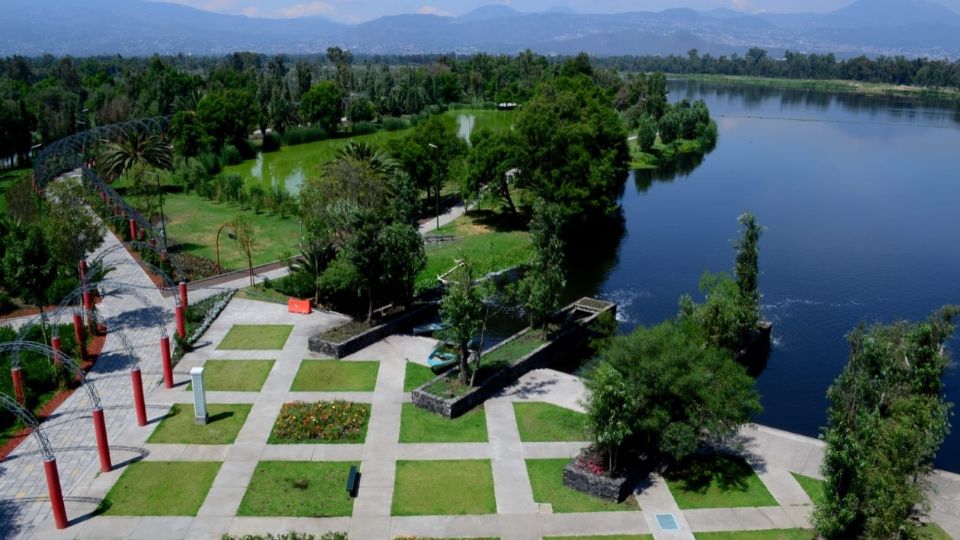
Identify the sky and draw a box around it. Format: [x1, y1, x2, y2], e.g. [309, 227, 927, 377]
[154, 0, 866, 22]
[153, 0, 960, 22]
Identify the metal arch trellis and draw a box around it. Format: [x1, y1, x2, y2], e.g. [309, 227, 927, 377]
[0, 392, 55, 461]
[0, 342, 102, 410]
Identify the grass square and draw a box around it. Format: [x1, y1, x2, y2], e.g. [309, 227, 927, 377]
[693, 531, 814, 540]
[217, 324, 293, 350]
[100, 461, 221, 516]
[291, 360, 380, 391]
[186, 360, 274, 392]
[663, 454, 778, 509]
[514, 402, 589, 442]
[392, 460, 496, 515]
[147, 403, 251, 444]
[526, 459, 637, 513]
[268, 401, 370, 444]
[404, 361, 436, 392]
[238, 461, 357, 517]
[399, 403, 488, 443]
[790, 472, 825, 505]
[543, 534, 653, 540]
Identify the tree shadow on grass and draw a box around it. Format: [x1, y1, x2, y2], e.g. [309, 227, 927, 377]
[663, 453, 755, 494]
[467, 209, 528, 233]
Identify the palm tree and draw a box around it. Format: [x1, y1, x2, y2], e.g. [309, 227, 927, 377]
[97, 133, 173, 182]
[334, 141, 396, 176]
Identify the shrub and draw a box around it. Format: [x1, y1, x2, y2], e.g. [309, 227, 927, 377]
[266, 271, 315, 299]
[282, 126, 328, 146]
[351, 122, 376, 135]
[198, 152, 223, 176]
[381, 116, 409, 131]
[168, 252, 220, 280]
[221, 144, 243, 166]
[0, 291, 17, 314]
[46, 275, 79, 305]
[261, 132, 281, 153]
[270, 401, 369, 443]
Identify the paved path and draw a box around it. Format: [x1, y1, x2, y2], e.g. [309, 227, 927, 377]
[0, 229, 173, 539]
[418, 204, 466, 236]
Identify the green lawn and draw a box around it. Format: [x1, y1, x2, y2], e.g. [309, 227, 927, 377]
[789, 473, 824, 506]
[404, 362, 437, 392]
[526, 459, 638, 513]
[217, 324, 293, 350]
[399, 403, 488, 443]
[392, 460, 496, 516]
[147, 403, 251, 444]
[544, 536, 652, 540]
[694, 531, 814, 540]
[663, 454, 778, 510]
[442, 108, 517, 139]
[163, 192, 301, 269]
[234, 284, 291, 305]
[417, 216, 531, 292]
[290, 360, 380, 391]
[100, 461, 221, 516]
[513, 402, 588, 442]
[919, 523, 954, 540]
[237, 461, 358, 517]
[186, 360, 274, 392]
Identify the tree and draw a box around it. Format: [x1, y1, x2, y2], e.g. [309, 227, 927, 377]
[326, 47, 354, 96]
[97, 132, 173, 182]
[514, 75, 629, 225]
[733, 212, 763, 329]
[391, 116, 466, 204]
[169, 110, 209, 157]
[42, 180, 106, 268]
[1, 221, 56, 307]
[196, 88, 257, 149]
[635, 114, 657, 152]
[228, 215, 258, 286]
[518, 201, 566, 337]
[439, 258, 486, 385]
[814, 307, 958, 539]
[585, 319, 760, 471]
[300, 81, 343, 132]
[465, 128, 521, 214]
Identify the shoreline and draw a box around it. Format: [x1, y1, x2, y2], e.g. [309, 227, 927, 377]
[667, 73, 960, 100]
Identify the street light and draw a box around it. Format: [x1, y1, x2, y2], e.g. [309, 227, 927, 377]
[427, 143, 440, 231]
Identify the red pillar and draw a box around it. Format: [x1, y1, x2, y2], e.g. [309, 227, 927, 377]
[11, 367, 24, 404]
[178, 282, 188, 310]
[43, 459, 68, 529]
[78, 260, 88, 283]
[130, 368, 147, 426]
[175, 306, 186, 339]
[51, 336, 62, 367]
[160, 336, 173, 389]
[82, 290, 93, 317]
[129, 219, 137, 242]
[73, 313, 86, 362]
[92, 407, 111, 472]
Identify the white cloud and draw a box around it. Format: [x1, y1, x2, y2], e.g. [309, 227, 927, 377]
[417, 5, 454, 16]
[278, 1, 335, 17]
[240, 6, 261, 16]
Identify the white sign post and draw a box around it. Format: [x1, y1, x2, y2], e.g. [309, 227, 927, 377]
[190, 366, 208, 425]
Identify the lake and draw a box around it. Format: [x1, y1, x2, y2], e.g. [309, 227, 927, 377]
[576, 80, 960, 472]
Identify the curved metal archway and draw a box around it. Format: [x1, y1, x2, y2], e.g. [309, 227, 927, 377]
[0, 391, 55, 461]
[0, 342, 103, 410]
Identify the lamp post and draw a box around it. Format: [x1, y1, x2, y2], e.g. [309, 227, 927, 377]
[427, 142, 440, 231]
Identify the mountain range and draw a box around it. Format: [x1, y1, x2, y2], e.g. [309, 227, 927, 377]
[2, 0, 960, 58]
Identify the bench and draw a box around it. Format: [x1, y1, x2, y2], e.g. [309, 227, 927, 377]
[346, 465, 359, 497]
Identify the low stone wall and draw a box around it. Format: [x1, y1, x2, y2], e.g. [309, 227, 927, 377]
[563, 460, 640, 503]
[308, 303, 437, 359]
[412, 298, 617, 418]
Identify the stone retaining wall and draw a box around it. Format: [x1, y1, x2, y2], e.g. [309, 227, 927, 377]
[308, 303, 437, 359]
[562, 460, 641, 503]
[412, 298, 616, 418]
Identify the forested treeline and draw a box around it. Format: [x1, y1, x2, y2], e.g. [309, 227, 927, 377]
[595, 48, 960, 89]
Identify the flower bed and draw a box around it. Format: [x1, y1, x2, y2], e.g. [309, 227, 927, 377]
[268, 401, 370, 444]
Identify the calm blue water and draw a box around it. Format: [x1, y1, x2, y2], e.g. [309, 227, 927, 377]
[582, 81, 960, 472]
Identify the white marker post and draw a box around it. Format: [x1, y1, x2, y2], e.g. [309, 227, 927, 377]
[190, 366, 208, 425]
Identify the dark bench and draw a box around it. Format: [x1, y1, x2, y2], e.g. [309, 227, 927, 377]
[346, 465, 359, 497]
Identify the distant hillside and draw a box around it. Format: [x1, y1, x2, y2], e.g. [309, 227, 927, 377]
[1, 0, 959, 58]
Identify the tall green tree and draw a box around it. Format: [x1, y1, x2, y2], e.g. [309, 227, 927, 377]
[1, 221, 57, 307]
[42, 180, 106, 268]
[390, 116, 466, 204]
[518, 201, 566, 337]
[465, 128, 522, 214]
[439, 258, 486, 385]
[586, 319, 760, 471]
[196, 88, 257, 149]
[734, 212, 763, 329]
[814, 307, 958, 540]
[300, 81, 343, 132]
